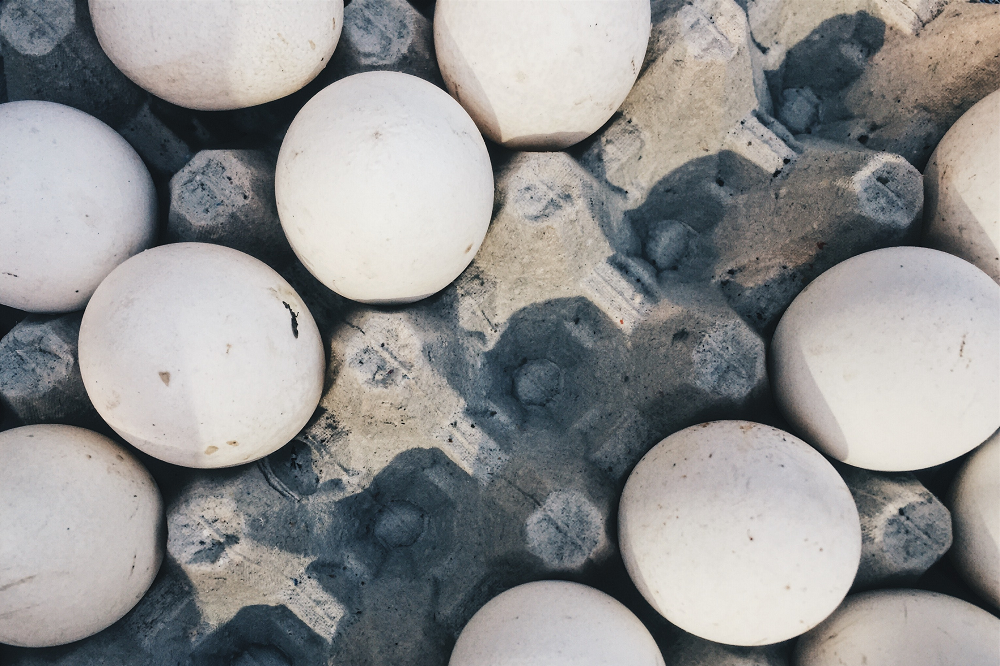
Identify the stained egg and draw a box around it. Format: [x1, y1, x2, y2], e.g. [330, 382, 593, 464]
[78, 243, 325, 468]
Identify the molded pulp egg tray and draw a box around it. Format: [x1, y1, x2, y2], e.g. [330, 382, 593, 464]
[0, 0, 997, 664]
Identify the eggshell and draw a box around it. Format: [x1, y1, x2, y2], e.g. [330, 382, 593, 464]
[771, 246, 1000, 471]
[78, 243, 325, 468]
[949, 429, 1000, 608]
[0, 100, 156, 313]
[924, 89, 1000, 282]
[449, 580, 665, 666]
[618, 421, 861, 646]
[794, 589, 1000, 666]
[0, 425, 164, 647]
[89, 0, 343, 111]
[434, 0, 650, 149]
[276, 71, 494, 303]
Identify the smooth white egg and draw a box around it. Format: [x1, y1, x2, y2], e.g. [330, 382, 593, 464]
[924, 89, 999, 282]
[0, 101, 156, 313]
[89, 0, 343, 110]
[949, 429, 1000, 609]
[771, 247, 999, 471]
[794, 589, 1000, 665]
[434, 0, 650, 149]
[276, 71, 494, 303]
[78, 243, 325, 468]
[449, 580, 664, 666]
[0, 425, 164, 647]
[619, 421, 861, 646]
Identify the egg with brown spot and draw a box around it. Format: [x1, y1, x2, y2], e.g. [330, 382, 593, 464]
[79, 243, 325, 468]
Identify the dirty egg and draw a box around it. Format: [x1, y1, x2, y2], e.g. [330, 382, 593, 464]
[78, 243, 325, 469]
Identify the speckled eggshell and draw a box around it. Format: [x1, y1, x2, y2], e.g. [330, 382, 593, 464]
[78, 243, 325, 468]
[949, 430, 1000, 608]
[0, 425, 164, 647]
[434, 0, 650, 150]
[771, 247, 1000, 472]
[449, 580, 665, 666]
[618, 421, 861, 646]
[0, 101, 156, 313]
[276, 71, 494, 303]
[794, 589, 1000, 666]
[89, 0, 343, 111]
[924, 89, 999, 282]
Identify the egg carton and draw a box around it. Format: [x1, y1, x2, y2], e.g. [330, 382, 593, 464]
[0, 0, 997, 664]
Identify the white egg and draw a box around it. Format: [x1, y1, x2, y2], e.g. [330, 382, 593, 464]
[78, 243, 325, 468]
[0, 425, 164, 647]
[276, 71, 494, 303]
[89, 0, 343, 111]
[434, 0, 650, 150]
[794, 589, 1000, 666]
[0, 101, 156, 313]
[618, 421, 861, 646]
[771, 247, 1000, 472]
[449, 580, 664, 666]
[924, 89, 999, 283]
[949, 429, 1000, 609]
